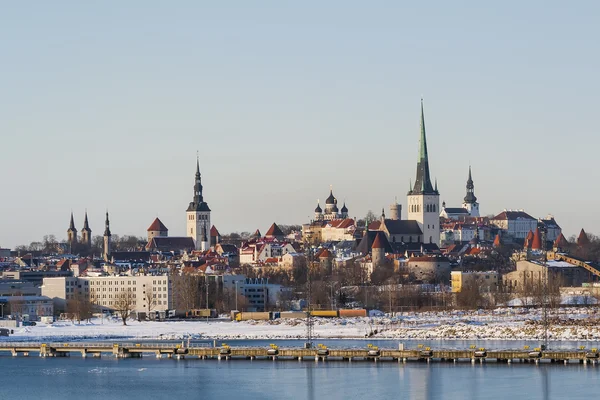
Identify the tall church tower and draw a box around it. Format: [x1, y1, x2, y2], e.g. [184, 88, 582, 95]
[407, 99, 440, 245]
[103, 211, 112, 261]
[186, 158, 211, 250]
[462, 166, 480, 217]
[67, 212, 78, 252]
[81, 211, 92, 248]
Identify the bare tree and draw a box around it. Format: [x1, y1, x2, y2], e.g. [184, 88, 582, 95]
[172, 275, 201, 310]
[144, 285, 156, 315]
[114, 288, 135, 325]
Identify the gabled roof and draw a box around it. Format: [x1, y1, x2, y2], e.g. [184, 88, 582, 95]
[210, 225, 220, 237]
[492, 210, 535, 221]
[577, 229, 590, 246]
[265, 223, 284, 237]
[148, 218, 168, 232]
[381, 219, 423, 235]
[253, 229, 261, 238]
[326, 219, 355, 229]
[146, 237, 195, 251]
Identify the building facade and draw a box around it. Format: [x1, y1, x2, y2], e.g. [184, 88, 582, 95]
[42, 276, 173, 315]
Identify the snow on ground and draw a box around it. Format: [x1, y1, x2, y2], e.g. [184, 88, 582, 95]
[5, 307, 600, 342]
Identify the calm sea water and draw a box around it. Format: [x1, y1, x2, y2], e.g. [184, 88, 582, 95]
[0, 355, 598, 400]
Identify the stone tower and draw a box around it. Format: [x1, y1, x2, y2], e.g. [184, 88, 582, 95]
[81, 211, 92, 248]
[371, 231, 386, 268]
[103, 211, 112, 261]
[407, 99, 440, 245]
[186, 158, 211, 250]
[67, 212, 78, 252]
[462, 166, 480, 217]
[389, 199, 401, 220]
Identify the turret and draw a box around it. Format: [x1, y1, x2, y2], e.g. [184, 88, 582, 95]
[371, 231, 386, 268]
[389, 200, 401, 221]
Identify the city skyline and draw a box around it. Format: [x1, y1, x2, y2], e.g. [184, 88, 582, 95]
[2, 2, 599, 247]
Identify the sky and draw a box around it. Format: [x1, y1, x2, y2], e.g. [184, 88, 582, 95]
[1, 1, 599, 248]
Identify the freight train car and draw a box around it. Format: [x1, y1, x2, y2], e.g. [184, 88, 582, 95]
[338, 309, 367, 317]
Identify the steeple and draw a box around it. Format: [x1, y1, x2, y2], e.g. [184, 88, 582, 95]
[68, 212, 76, 232]
[67, 212, 78, 250]
[410, 99, 435, 195]
[464, 165, 477, 204]
[82, 211, 91, 232]
[104, 211, 111, 236]
[187, 157, 210, 212]
[81, 210, 92, 247]
[103, 210, 112, 261]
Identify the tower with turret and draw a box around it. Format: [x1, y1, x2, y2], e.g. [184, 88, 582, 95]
[186, 158, 211, 250]
[81, 211, 92, 248]
[67, 212, 78, 252]
[407, 99, 440, 245]
[462, 166, 479, 217]
[103, 211, 111, 261]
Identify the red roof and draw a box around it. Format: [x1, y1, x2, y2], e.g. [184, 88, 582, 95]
[577, 229, 590, 246]
[524, 230, 534, 248]
[493, 233, 502, 247]
[530, 228, 542, 250]
[327, 219, 355, 229]
[265, 223, 284, 237]
[371, 232, 385, 249]
[554, 233, 568, 248]
[317, 248, 332, 258]
[147, 218, 168, 232]
[210, 225, 220, 236]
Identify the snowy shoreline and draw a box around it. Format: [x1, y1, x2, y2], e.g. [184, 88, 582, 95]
[4, 307, 600, 343]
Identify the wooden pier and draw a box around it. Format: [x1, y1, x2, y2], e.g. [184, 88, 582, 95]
[0, 342, 598, 364]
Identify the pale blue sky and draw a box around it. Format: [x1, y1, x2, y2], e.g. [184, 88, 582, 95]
[1, 1, 598, 248]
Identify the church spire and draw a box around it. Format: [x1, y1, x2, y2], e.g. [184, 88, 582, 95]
[104, 210, 111, 236]
[464, 165, 477, 204]
[411, 99, 435, 194]
[82, 211, 90, 231]
[187, 156, 210, 212]
[68, 212, 76, 231]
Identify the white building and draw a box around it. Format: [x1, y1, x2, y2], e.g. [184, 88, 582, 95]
[42, 275, 173, 314]
[490, 210, 538, 239]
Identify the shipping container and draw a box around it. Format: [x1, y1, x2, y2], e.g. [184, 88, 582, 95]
[279, 311, 307, 319]
[310, 310, 338, 317]
[338, 309, 367, 318]
[235, 312, 271, 321]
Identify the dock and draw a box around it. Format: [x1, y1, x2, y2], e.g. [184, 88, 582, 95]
[0, 342, 598, 364]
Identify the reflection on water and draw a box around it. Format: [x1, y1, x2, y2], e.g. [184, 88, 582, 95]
[1, 356, 599, 400]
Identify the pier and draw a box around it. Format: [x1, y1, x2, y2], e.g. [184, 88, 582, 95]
[0, 342, 599, 364]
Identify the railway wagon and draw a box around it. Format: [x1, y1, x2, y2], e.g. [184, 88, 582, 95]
[235, 312, 271, 321]
[310, 310, 338, 317]
[279, 311, 307, 319]
[338, 309, 367, 317]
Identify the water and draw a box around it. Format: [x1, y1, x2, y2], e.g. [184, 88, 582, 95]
[0, 355, 599, 400]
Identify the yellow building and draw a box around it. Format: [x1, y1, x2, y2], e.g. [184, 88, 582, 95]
[451, 271, 499, 293]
